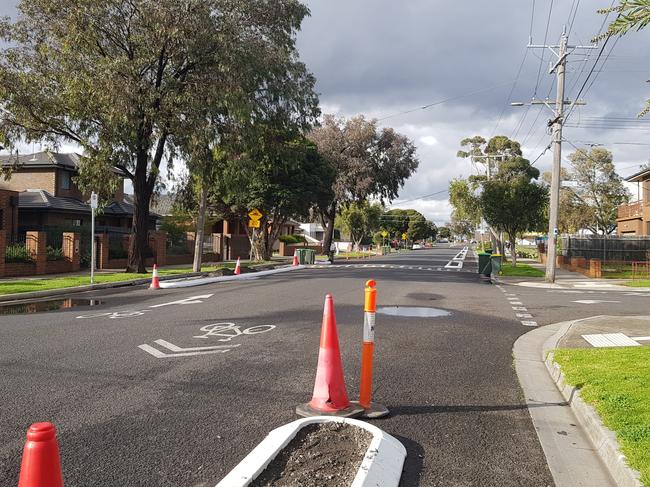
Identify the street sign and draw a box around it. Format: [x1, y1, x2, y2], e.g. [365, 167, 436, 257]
[401, 233, 407, 241]
[248, 219, 261, 229]
[248, 208, 262, 221]
[381, 230, 388, 238]
[90, 192, 98, 209]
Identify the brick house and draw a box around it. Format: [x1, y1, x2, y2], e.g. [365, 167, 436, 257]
[0, 151, 157, 233]
[617, 168, 650, 235]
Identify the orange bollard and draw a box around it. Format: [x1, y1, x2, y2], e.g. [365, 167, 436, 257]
[149, 264, 160, 290]
[292, 251, 299, 266]
[234, 257, 241, 275]
[18, 422, 64, 487]
[354, 280, 389, 418]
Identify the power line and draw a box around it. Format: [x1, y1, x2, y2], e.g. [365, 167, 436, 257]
[377, 80, 520, 122]
[390, 188, 449, 205]
[533, 0, 555, 97]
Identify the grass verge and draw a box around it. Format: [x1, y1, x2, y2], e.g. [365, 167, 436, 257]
[0, 265, 227, 295]
[554, 347, 650, 485]
[623, 280, 650, 288]
[499, 263, 544, 277]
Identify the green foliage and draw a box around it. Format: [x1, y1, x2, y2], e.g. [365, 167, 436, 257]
[380, 208, 435, 241]
[338, 201, 383, 246]
[45, 246, 65, 261]
[5, 244, 32, 263]
[515, 247, 539, 259]
[279, 234, 307, 244]
[438, 227, 452, 240]
[567, 147, 629, 235]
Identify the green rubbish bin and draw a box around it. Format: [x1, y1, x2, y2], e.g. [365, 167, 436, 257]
[304, 249, 316, 264]
[490, 254, 502, 277]
[478, 252, 492, 276]
[381, 245, 391, 256]
[295, 248, 308, 264]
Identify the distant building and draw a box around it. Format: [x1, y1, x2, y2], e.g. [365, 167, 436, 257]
[617, 168, 650, 235]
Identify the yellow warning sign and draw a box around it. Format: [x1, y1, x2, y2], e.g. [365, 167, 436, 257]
[248, 208, 263, 221]
[248, 219, 261, 229]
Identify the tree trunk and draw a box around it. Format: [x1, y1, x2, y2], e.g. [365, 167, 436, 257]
[192, 182, 208, 272]
[127, 185, 152, 273]
[321, 203, 337, 255]
[510, 235, 517, 267]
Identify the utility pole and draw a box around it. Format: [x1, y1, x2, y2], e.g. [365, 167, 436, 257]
[513, 29, 595, 282]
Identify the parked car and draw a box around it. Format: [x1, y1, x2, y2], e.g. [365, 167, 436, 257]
[438, 238, 449, 243]
[412, 244, 422, 250]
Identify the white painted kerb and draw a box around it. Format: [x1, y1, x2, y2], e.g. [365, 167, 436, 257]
[159, 265, 305, 289]
[216, 416, 406, 487]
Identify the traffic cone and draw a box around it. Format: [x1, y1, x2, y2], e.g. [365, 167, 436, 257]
[296, 295, 363, 418]
[234, 257, 241, 275]
[18, 422, 64, 487]
[292, 251, 299, 266]
[150, 264, 160, 290]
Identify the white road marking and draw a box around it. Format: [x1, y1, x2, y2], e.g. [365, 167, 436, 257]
[138, 344, 235, 358]
[154, 339, 238, 352]
[510, 301, 523, 305]
[581, 333, 640, 348]
[521, 321, 538, 327]
[516, 313, 533, 318]
[512, 306, 528, 311]
[632, 336, 650, 341]
[149, 294, 215, 308]
[572, 300, 620, 305]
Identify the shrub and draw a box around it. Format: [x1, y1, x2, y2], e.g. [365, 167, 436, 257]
[279, 234, 306, 244]
[5, 244, 32, 263]
[516, 247, 539, 259]
[46, 246, 65, 261]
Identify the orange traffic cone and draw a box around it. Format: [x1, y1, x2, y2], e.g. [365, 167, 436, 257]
[292, 251, 299, 266]
[18, 422, 64, 487]
[150, 264, 160, 290]
[234, 257, 241, 275]
[296, 295, 363, 418]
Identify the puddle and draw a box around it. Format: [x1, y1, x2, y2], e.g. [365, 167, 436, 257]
[376, 306, 451, 318]
[0, 298, 104, 315]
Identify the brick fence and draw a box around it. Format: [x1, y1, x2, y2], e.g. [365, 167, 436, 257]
[0, 230, 81, 278]
[539, 252, 602, 278]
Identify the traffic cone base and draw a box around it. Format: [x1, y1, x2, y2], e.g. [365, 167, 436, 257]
[350, 400, 390, 419]
[296, 401, 363, 418]
[234, 257, 241, 275]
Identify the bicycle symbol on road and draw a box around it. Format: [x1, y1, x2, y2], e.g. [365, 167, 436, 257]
[194, 323, 276, 342]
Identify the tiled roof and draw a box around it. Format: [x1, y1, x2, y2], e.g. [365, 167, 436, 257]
[18, 190, 158, 218]
[625, 168, 650, 183]
[0, 151, 80, 170]
[124, 193, 172, 216]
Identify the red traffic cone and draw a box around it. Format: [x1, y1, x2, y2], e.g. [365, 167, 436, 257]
[296, 295, 363, 418]
[234, 257, 241, 275]
[150, 264, 160, 290]
[292, 251, 299, 266]
[18, 422, 64, 487]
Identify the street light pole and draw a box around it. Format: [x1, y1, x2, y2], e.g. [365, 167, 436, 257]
[545, 33, 568, 283]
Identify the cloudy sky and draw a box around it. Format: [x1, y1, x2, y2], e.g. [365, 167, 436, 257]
[297, 0, 650, 224]
[2, 1, 650, 224]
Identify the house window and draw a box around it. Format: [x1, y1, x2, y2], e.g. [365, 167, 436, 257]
[67, 219, 82, 227]
[645, 181, 650, 203]
[60, 171, 72, 190]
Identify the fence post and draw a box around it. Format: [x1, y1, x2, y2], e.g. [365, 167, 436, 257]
[589, 259, 602, 279]
[97, 233, 109, 270]
[0, 230, 5, 277]
[26, 231, 47, 275]
[63, 232, 80, 272]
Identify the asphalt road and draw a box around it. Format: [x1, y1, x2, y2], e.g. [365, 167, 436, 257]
[1, 245, 560, 486]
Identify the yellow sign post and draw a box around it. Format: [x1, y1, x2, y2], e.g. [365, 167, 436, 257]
[401, 233, 407, 241]
[381, 230, 388, 238]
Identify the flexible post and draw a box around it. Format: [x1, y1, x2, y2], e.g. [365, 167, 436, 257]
[359, 279, 377, 409]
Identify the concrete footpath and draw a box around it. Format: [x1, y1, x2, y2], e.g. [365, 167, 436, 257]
[514, 322, 617, 487]
[515, 315, 650, 487]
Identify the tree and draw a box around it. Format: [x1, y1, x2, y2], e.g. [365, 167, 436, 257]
[481, 157, 548, 266]
[597, 1, 650, 115]
[448, 178, 482, 229]
[337, 201, 383, 249]
[567, 147, 629, 234]
[449, 212, 475, 240]
[542, 168, 590, 234]
[308, 115, 419, 252]
[438, 227, 452, 240]
[0, 0, 315, 272]
[220, 134, 334, 261]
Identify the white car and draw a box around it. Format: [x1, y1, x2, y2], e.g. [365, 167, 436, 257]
[412, 244, 422, 250]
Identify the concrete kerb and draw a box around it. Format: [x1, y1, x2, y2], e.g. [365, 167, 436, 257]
[215, 416, 406, 487]
[514, 318, 642, 487]
[543, 320, 643, 487]
[159, 265, 306, 289]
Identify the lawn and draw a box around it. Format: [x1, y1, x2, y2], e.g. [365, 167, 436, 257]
[0, 265, 225, 295]
[554, 347, 650, 485]
[499, 263, 544, 277]
[624, 280, 650, 288]
[336, 251, 378, 259]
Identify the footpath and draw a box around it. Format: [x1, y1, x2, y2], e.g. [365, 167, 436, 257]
[516, 315, 650, 487]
